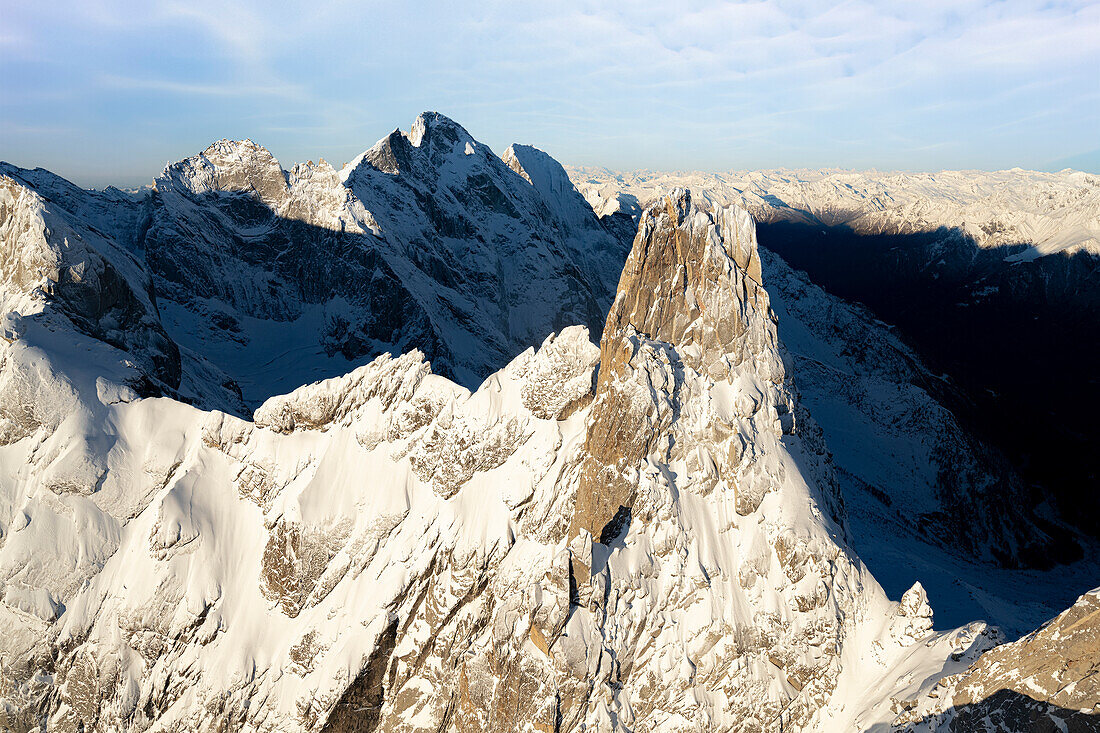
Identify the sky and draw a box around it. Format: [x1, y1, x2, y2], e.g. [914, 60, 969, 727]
[1, 0, 1098, 188]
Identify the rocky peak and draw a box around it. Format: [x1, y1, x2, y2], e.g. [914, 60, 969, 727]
[569, 187, 784, 545]
[600, 187, 767, 378]
[342, 113, 476, 181]
[282, 158, 379, 235]
[352, 129, 414, 176]
[158, 138, 289, 207]
[554, 189, 922, 731]
[408, 111, 475, 149]
[287, 157, 338, 184]
[503, 143, 605, 235]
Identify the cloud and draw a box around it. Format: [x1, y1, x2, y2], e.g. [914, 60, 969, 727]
[1, 0, 1098, 183]
[98, 74, 305, 100]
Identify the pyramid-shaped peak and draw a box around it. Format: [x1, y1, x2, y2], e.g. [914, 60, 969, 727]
[341, 112, 481, 179]
[408, 111, 475, 148]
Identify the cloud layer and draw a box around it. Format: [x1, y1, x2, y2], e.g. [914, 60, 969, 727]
[2, 0, 1097, 186]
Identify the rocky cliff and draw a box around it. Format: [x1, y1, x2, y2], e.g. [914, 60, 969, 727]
[894, 587, 1100, 731]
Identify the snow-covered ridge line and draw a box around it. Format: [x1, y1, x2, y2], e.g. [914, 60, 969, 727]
[567, 166, 1100, 259]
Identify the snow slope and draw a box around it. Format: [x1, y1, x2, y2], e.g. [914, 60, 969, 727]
[758, 248, 1099, 637]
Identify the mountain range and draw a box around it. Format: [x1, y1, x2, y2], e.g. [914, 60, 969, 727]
[0, 113, 1096, 732]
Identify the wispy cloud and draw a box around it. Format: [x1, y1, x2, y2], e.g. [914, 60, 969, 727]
[2, 0, 1098, 185]
[98, 74, 305, 100]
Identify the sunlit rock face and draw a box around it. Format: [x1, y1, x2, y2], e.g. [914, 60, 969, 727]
[569, 165, 1100, 568]
[571, 188, 781, 547]
[557, 189, 863, 731]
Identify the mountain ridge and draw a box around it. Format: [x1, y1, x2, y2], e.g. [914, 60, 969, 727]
[0, 181, 999, 731]
[2, 113, 630, 411]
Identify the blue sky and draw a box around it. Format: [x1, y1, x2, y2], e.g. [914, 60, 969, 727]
[2, 0, 1098, 188]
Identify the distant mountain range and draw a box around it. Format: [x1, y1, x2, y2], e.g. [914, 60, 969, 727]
[569, 165, 1100, 259]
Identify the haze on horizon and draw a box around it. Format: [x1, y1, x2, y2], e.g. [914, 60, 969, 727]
[2, 0, 1098, 189]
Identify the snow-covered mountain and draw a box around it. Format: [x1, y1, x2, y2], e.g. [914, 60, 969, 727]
[3, 113, 628, 413]
[1, 115, 1097, 731]
[758, 247, 1098, 636]
[0, 179, 1014, 731]
[568, 167, 1100, 260]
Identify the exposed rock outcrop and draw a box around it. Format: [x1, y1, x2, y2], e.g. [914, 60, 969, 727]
[572, 164, 1096, 581]
[900, 588, 1100, 732]
[571, 188, 779, 546]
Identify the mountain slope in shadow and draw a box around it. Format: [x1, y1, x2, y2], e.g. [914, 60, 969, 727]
[757, 221, 1099, 542]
